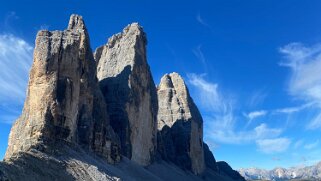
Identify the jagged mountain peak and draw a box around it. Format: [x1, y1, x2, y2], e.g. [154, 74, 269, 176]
[157, 72, 205, 174]
[67, 14, 86, 31]
[103, 22, 146, 51]
[0, 14, 244, 181]
[239, 162, 321, 181]
[95, 19, 157, 166]
[158, 72, 186, 90]
[123, 22, 144, 33]
[4, 13, 120, 164]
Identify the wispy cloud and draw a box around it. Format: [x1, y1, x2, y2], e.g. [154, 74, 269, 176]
[4, 11, 19, 31]
[0, 34, 32, 102]
[187, 73, 224, 112]
[206, 118, 283, 145]
[272, 157, 281, 161]
[0, 34, 33, 124]
[207, 120, 282, 144]
[243, 110, 268, 127]
[245, 110, 267, 121]
[244, 103, 312, 124]
[304, 140, 319, 150]
[279, 42, 321, 129]
[293, 139, 304, 149]
[307, 113, 321, 129]
[196, 13, 210, 28]
[274, 103, 313, 114]
[187, 73, 286, 153]
[192, 45, 207, 69]
[247, 89, 268, 108]
[256, 138, 291, 154]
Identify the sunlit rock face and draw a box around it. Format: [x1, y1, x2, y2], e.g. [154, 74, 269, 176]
[95, 23, 158, 166]
[156, 72, 205, 175]
[1, 14, 246, 181]
[5, 14, 120, 164]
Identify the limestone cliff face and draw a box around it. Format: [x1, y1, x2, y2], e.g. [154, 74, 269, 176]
[157, 73, 205, 175]
[1, 14, 245, 181]
[95, 23, 158, 166]
[5, 15, 120, 164]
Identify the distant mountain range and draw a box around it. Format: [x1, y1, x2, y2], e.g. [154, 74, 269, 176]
[239, 162, 321, 181]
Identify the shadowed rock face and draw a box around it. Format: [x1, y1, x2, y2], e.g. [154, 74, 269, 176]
[156, 73, 205, 175]
[217, 162, 246, 181]
[5, 14, 120, 164]
[95, 23, 158, 166]
[203, 142, 219, 172]
[0, 14, 245, 181]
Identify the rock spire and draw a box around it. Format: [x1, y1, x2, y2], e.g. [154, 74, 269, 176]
[5, 14, 120, 163]
[95, 23, 158, 166]
[157, 72, 205, 174]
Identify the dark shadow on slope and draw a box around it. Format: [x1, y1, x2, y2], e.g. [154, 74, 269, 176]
[158, 119, 193, 171]
[0, 141, 241, 181]
[0, 149, 75, 181]
[203, 142, 219, 172]
[99, 65, 132, 158]
[156, 125, 240, 181]
[0, 142, 123, 181]
[217, 161, 246, 181]
[0, 166, 9, 181]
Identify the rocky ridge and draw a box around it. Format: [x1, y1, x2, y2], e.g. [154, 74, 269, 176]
[239, 162, 321, 180]
[0, 14, 244, 181]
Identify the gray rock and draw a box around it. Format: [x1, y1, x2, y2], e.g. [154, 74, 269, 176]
[239, 162, 321, 181]
[156, 73, 205, 175]
[1, 14, 245, 181]
[0, 143, 238, 181]
[95, 23, 158, 166]
[217, 161, 246, 181]
[4, 14, 120, 164]
[203, 142, 219, 172]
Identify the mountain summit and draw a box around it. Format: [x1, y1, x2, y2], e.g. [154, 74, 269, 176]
[0, 14, 244, 181]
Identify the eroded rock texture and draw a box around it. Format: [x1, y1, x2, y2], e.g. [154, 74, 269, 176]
[157, 72, 205, 175]
[5, 14, 120, 164]
[1, 14, 245, 181]
[0, 143, 240, 181]
[95, 23, 158, 166]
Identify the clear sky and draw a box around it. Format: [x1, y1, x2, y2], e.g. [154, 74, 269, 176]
[1, 0, 321, 170]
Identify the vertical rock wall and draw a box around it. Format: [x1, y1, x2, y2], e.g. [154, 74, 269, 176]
[5, 15, 120, 164]
[2, 14, 244, 180]
[157, 73, 205, 174]
[95, 23, 158, 166]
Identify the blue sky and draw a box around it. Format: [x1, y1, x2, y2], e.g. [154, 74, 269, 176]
[1, 0, 321, 170]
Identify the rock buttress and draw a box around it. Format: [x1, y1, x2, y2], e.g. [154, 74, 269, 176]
[5, 14, 120, 164]
[157, 72, 205, 175]
[95, 23, 158, 166]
